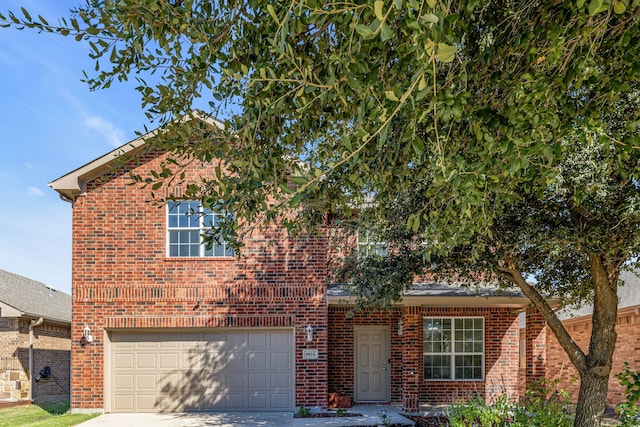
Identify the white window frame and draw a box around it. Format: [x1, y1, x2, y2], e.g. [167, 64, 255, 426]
[166, 200, 235, 258]
[423, 316, 485, 381]
[357, 229, 388, 258]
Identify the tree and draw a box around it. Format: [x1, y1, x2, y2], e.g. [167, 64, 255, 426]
[2, 1, 638, 426]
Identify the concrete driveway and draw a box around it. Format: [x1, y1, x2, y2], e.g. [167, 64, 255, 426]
[76, 412, 295, 427]
[75, 405, 415, 426]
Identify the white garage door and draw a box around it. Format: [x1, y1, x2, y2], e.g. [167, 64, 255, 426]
[109, 330, 294, 412]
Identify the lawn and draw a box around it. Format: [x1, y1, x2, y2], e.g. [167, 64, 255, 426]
[0, 401, 98, 427]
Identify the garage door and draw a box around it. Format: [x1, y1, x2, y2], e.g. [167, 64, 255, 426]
[109, 330, 294, 412]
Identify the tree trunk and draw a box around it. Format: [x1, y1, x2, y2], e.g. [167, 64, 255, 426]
[500, 254, 619, 427]
[574, 370, 610, 427]
[572, 254, 619, 427]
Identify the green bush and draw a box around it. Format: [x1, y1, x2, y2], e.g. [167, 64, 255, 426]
[615, 363, 640, 427]
[445, 380, 572, 427]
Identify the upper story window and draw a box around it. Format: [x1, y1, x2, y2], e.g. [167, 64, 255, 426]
[423, 317, 484, 380]
[357, 229, 388, 258]
[167, 201, 235, 258]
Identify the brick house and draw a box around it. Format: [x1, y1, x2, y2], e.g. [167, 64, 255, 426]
[0, 269, 71, 403]
[49, 120, 545, 414]
[545, 269, 640, 406]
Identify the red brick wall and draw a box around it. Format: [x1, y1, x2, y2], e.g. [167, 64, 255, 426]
[328, 305, 521, 408]
[545, 307, 640, 405]
[70, 151, 328, 411]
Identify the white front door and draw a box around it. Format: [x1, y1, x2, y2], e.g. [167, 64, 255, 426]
[355, 326, 389, 402]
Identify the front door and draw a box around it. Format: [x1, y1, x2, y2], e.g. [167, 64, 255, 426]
[355, 326, 389, 402]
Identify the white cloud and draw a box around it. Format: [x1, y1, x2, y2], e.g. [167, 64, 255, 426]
[84, 115, 126, 147]
[27, 186, 44, 196]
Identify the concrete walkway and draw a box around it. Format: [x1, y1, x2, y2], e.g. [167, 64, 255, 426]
[76, 405, 415, 426]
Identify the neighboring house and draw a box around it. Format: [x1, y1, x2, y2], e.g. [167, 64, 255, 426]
[546, 269, 640, 406]
[49, 119, 546, 414]
[0, 269, 71, 403]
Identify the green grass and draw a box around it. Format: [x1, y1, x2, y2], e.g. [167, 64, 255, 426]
[0, 401, 98, 427]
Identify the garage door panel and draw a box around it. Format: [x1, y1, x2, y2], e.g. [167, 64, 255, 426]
[226, 353, 246, 370]
[271, 393, 293, 409]
[113, 374, 134, 390]
[248, 393, 268, 409]
[136, 353, 157, 369]
[137, 373, 159, 390]
[226, 393, 246, 409]
[270, 352, 291, 368]
[137, 394, 159, 411]
[270, 331, 291, 348]
[110, 330, 293, 412]
[226, 372, 246, 390]
[248, 352, 267, 369]
[226, 332, 247, 348]
[159, 352, 180, 369]
[271, 372, 291, 388]
[248, 372, 267, 388]
[113, 394, 134, 412]
[248, 332, 268, 348]
[114, 353, 134, 369]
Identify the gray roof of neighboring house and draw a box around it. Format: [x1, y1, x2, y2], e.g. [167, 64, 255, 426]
[557, 268, 640, 321]
[0, 269, 71, 324]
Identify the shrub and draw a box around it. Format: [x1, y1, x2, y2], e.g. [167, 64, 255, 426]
[615, 363, 640, 427]
[445, 380, 573, 427]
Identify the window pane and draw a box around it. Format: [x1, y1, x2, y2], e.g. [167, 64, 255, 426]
[425, 317, 484, 381]
[214, 244, 225, 257]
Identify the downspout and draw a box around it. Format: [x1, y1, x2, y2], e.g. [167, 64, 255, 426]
[29, 317, 44, 401]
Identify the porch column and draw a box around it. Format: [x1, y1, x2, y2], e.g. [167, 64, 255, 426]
[525, 306, 546, 391]
[402, 307, 421, 412]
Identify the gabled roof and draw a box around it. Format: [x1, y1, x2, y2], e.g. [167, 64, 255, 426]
[48, 113, 223, 201]
[557, 268, 640, 321]
[0, 269, 71, 324]
[328, 282, 530, 308]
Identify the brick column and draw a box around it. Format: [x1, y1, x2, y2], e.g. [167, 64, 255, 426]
[525, 306, 546, 391]
[402, 307, 421, 412]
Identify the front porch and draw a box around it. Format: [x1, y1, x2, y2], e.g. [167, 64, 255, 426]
[327, 284, 546, 412]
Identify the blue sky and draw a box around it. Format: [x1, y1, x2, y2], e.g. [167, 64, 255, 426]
[0, 1, 152, 294]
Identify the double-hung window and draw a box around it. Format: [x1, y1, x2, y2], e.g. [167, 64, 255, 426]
[423, 317, 484, 380]
[357, 229, 388, 258]
[167, 201, 235, 257]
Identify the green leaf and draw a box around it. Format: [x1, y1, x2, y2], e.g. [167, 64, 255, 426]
[355, 24, 375, 40]
[423, 14, 439, 25]
[613, 1, 626, 13]
[266, 4, 278, 23]
[436, 43, 457, 63]
[290, 176, 308, 185]
[20, 7, 32, 22]
[588, 0, 604, 15]
[385, 90, 399, 101]
[380, 23, 393, 42]
[374, 0, 385, 21]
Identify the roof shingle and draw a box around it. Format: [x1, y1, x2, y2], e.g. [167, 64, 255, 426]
[0, 269, 71, 324]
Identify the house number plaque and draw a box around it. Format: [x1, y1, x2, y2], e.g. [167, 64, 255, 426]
[302, 349, 318, 360]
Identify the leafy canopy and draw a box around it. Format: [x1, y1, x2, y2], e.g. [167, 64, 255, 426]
[2, 0, 638, 280]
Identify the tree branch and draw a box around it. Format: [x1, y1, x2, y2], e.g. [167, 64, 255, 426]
[498, 257, 588, 374]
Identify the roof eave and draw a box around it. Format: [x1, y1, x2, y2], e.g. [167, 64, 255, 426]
[328, 295, 531, 309]
[48, 112, 224, 201]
